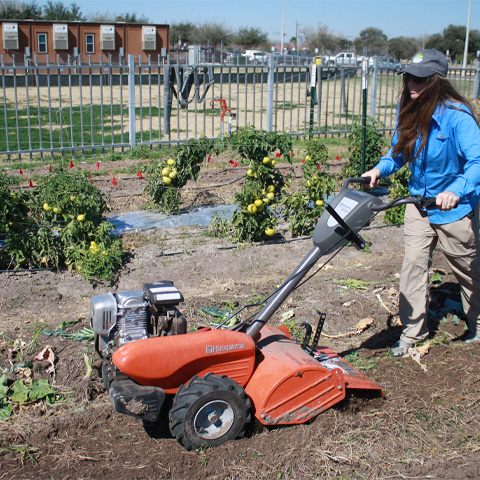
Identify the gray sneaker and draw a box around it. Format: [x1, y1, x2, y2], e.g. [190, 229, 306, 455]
[464, 332, 480, 344]
[391, 340, 413, 357]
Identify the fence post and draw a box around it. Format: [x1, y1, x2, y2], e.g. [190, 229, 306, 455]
[309, 63, 316, 138]
[361, 60, 369, 174]
[369, 58, 378, 119]
[163, 55, 172, 138]
[128, 54, 136, 150]
[266, 54, 274, 132]
[473, 60, 480, 99]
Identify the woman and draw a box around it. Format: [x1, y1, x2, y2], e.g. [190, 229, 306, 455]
[363, 49, 480, 357]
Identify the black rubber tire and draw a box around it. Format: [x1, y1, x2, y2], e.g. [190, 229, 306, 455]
[169, 373, 251, 450]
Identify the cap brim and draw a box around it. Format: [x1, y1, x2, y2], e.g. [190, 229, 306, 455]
[404, 64, 436, 77]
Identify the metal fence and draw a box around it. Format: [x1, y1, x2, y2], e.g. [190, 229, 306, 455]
[1, 53, 479, 162]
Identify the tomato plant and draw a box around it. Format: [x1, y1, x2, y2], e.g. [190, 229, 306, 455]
[208, 128, 293, 242]
[303, 138, 329, 168]
[144, 137, 220, 214]
[231, 169, 284, 242]
[280, 141, 336, 237]
[341, 120, 389, 179]
[227, 126, 292, 164]
[0, 168, 122, 283]
[232, 156, 292, 241]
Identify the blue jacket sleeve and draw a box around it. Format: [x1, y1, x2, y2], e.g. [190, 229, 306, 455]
[445, 110, 480, 200]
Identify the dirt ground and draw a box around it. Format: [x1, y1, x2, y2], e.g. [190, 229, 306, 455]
[1, 156, 480, 480]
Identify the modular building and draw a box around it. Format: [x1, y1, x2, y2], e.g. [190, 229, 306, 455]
[0, 20, 169, 64]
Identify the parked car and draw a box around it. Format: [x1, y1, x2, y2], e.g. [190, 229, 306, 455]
[224, 51, 243, 64]
[248, 51, 269, 64]
[368, 56, 402, 72]
[275, 51, 311, 65]
[322, 52, 363, 67]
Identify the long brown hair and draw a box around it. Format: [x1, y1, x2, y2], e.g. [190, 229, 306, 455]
[391, 74, 477, 162]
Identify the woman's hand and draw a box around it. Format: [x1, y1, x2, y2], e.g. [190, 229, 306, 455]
[361, 168, 381, 188]
[436, 191, 459, 211]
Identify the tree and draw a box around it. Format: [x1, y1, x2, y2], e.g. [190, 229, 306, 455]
[85, 10, 111, 22]
[235, 26, 268, 48]
[42, 1, 84, 21]
[0, 0, 42, 19]
[354, 27, 388, 56]
[114, 11, 149, 23]
[193, 21, 232, 47]
[388, 37, 418, 60]
[170, 22, 197, 47]
[426, 24, 480, 60]
[425, 33, 445, 54]
[301, 24, 341, 54]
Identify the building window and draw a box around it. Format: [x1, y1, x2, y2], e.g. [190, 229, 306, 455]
[38, 33, 47, 53]
[85, 34, 95, 54]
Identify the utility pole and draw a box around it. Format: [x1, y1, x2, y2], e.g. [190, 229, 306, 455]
[462, 0, 472, 70]
[281, 0, 286, 54]
[295, 21, 299, 51]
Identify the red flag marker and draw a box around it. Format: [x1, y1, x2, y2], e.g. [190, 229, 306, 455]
[49, 165, 52, 172]
[95, 161, 100, 170]
[207, 155, 211, 163]
[233, 161, 238, 167]
[276, 152, 281, 158]
[88, 173, 91, 178]
[29, 179, 34, 188]
[137, 171, 143, 178]
[111, 177, 118, 186]
[19, 168, 23, 175]
[302, 159, 305, 163]
[69, 161, 74, 168]
[282, 168, 286, 175]
[335, 155, 340, 161]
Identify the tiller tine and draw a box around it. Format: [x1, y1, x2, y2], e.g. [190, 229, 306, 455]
[302, 312, 384, 396]
[313, 347, 384, 395]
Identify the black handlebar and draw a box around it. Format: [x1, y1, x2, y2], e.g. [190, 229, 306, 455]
[370, 195, 437, 212]
[341, 177, 437, 211]
[341, 176, 371, 190]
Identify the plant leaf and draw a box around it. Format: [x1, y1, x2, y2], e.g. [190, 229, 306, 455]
[10, 380, 30, 404]
[0, 374, 9, 401]
[29, 379, 56, 402]
[0, 404, 14, 418]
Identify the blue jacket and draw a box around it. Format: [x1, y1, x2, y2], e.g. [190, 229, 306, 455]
[375, 101, 480, 224]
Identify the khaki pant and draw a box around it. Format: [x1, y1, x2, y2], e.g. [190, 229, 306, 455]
[399, 204, 480, 344]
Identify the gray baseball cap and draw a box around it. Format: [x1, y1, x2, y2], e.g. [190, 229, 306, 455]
[402, 49, 448, 77]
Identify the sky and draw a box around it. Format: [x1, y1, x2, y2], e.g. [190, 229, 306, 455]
[53, 0, 478, 43]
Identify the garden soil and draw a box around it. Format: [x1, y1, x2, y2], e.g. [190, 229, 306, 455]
[1, 156, 480, 480]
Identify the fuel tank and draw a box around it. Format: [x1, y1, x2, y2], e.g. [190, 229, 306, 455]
[112, 329, 256, 393]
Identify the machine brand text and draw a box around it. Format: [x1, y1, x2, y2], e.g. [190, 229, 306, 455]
[206, 344, 246, 354]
